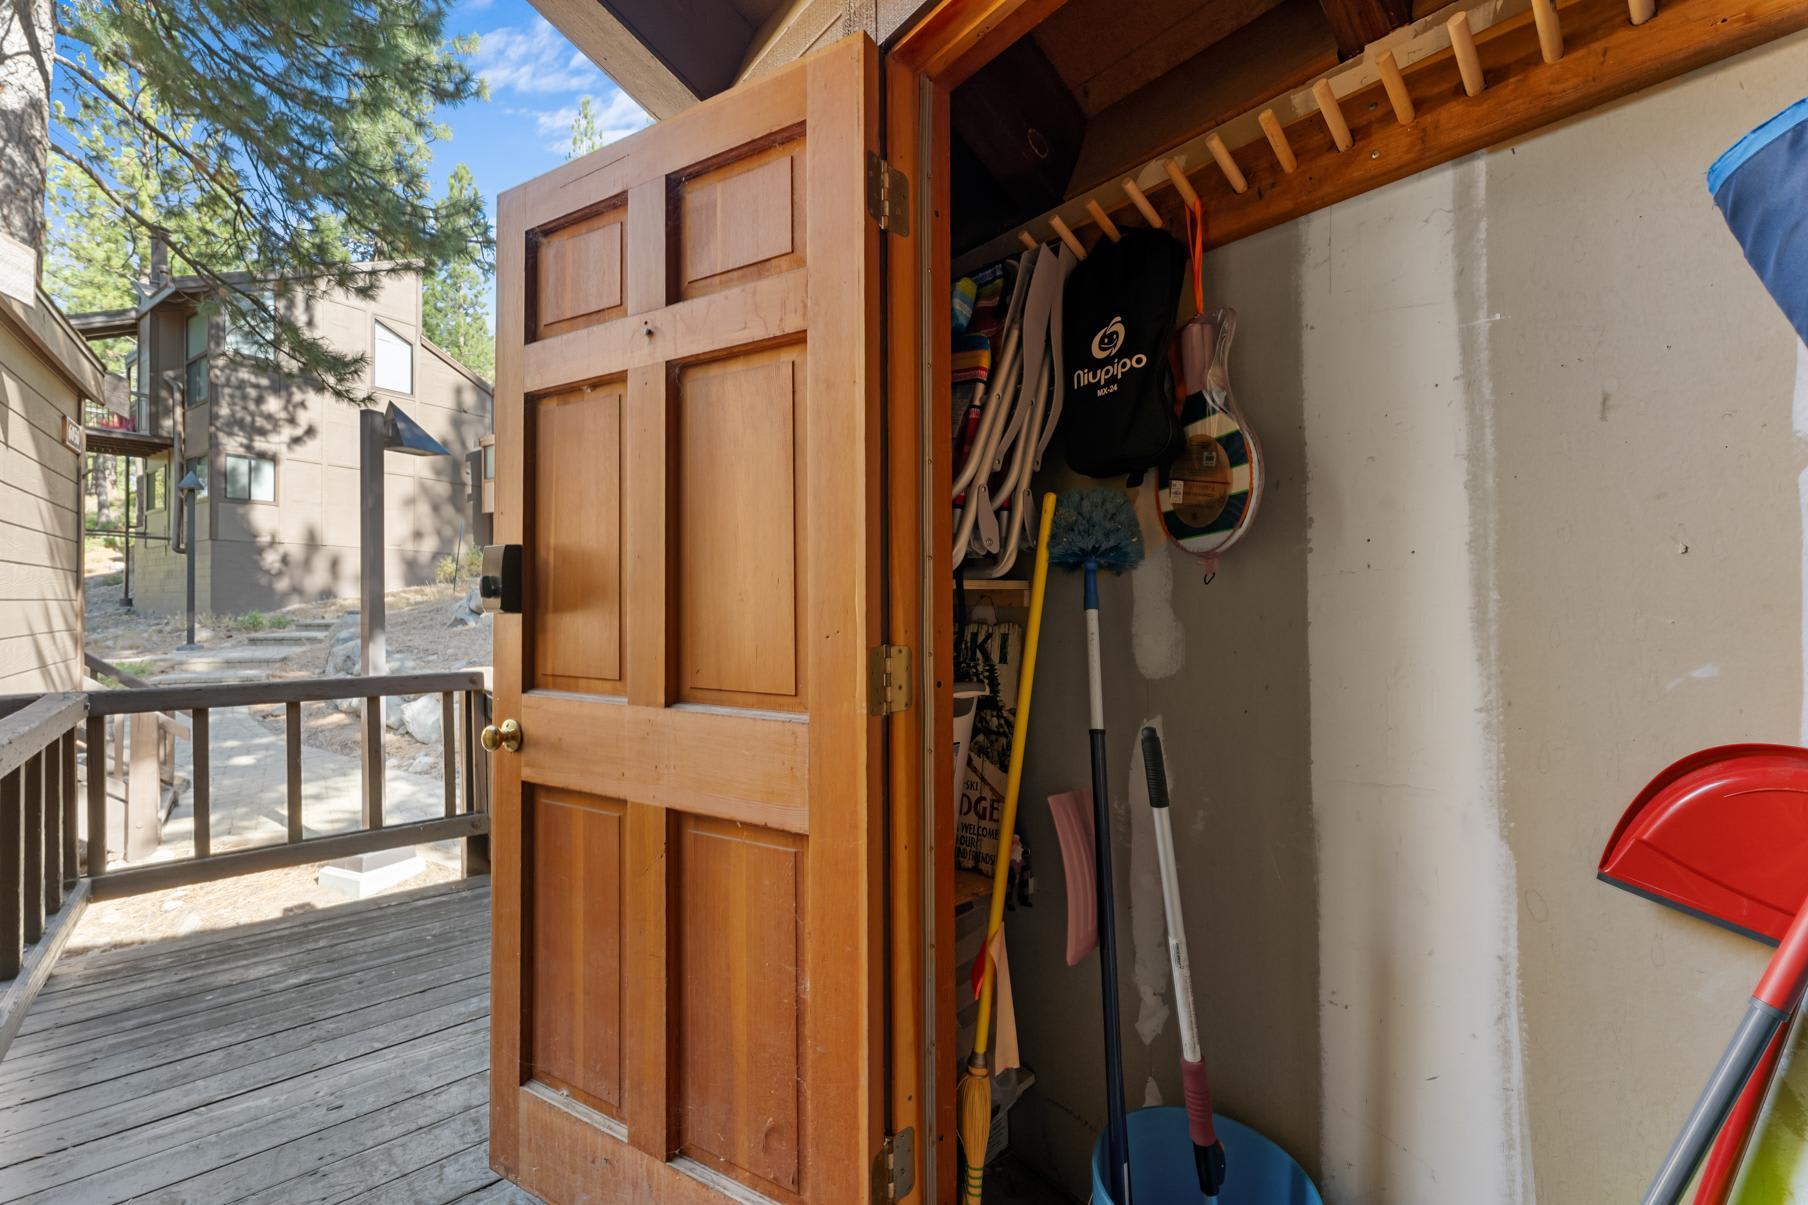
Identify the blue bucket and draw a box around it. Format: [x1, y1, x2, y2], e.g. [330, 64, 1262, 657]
[1090, 1108, 1321, 1205]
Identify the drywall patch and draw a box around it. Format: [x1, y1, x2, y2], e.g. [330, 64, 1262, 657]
[1128, 716, 1172, 1047]
[1665, 664, 1723, 692]
[1130, 533, 1187, 680]
[1303, 158, 1530, 1202]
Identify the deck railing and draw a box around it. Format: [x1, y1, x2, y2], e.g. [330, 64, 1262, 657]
[81, 671, 492, 899]
[0, 692, 89, 1049]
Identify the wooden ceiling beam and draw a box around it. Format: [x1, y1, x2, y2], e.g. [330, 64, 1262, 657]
[1317, 0, 1414, 57]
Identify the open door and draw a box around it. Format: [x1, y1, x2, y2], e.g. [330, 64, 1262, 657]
[488, 34, 890, 1204]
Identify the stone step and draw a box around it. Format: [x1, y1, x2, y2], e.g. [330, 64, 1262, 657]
[245, 629, 325, 645]
[144, 668, 271, 687]
[291, 617, 345, 632]
[136, 645, 310, 671]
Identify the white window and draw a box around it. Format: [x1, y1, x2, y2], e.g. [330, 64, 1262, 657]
[224, 453, 276, 503]
[224, 290, 276, 359]
[373, 320, 413, 394]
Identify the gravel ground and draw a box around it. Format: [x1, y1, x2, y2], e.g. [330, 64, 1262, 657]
[58, 860, 463, 962]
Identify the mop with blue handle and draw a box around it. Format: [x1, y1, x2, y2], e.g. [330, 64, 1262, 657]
[1048, 487, 1142, 1204]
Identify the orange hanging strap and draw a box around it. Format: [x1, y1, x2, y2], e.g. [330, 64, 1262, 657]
[1184, 200, 1206, 315]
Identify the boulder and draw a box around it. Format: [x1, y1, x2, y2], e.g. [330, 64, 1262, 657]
[409, 753, 438, 776]
[401, 693, 441, 745]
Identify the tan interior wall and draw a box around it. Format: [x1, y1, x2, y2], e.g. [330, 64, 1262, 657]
[0, 316, 82, 692]
[993, 27, 1808, 1205]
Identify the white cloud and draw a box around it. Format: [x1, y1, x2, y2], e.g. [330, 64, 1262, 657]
[472, 17, 607, 95]
[527, 90, 652, 155]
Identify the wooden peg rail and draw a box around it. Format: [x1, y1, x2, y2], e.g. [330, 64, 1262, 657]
[993, 0, 1808, 267]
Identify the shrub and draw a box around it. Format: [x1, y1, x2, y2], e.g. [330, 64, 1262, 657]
[435, 546, 483, 584]
[240, 611, 269, 632]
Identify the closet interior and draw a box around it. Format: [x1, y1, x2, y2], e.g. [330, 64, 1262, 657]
[908, 0, 1787, 1198]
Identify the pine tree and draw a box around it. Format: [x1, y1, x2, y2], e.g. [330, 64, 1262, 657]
[49, 0, 488, 400]
[568, 96, 607, 160]
[421, 164, 494, 382]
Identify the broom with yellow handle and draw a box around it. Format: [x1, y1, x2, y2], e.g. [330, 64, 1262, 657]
[959, 492, 1056, 1205]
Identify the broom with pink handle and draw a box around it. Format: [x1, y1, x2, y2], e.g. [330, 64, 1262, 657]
[1141, 725, 1227, 1200]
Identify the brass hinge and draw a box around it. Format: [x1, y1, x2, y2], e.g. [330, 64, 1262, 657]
[868, 644, 912, 715]
[866, 152, 911, 236]
[871, 1126, 916, 1202]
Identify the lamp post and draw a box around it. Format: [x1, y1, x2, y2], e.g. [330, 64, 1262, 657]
[357, 402, 450, 830]
[175, 469, 204, 650]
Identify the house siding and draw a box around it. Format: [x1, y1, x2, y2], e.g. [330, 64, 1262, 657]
[127, 271, 490, 615]
[0, 306, 85, 692]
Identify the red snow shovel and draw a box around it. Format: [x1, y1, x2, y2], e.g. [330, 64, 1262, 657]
[1600, 744, 1808, 1205]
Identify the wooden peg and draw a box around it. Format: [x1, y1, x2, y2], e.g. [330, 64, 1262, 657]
[1049, 215, 1087, 260]
[1531, 0, 1564, 61]
[1163, 158, 1200, 211]
[1122, 179, 1163, 228]
[1376, 50, 1415, 124]
[1313, 79, 1352, 152]
[1258, 110, 1297, 174]
[1205, 133, 1248, 194]
[1448, 11, 1485, 96]
[1085, 199, 1122, 241]
[1628, 0, 1655, 23]
[1017, 230, 1037, 251]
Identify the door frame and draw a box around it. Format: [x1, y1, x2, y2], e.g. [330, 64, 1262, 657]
[879, 6, 1066, 1202]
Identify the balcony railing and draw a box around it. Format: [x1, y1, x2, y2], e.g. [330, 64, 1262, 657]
[0, 671, 492, 1058]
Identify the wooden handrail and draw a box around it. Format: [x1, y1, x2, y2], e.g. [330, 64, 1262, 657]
[1, 693, 87, 990]
[77, 670, 485, 716]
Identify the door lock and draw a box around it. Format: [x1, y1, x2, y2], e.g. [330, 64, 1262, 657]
[480, 718, 522, 753]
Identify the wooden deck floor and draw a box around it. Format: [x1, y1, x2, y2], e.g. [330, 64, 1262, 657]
[0, 879, 535, 1205]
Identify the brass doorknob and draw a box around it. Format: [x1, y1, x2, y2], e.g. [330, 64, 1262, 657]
[480, 719, 522, 753]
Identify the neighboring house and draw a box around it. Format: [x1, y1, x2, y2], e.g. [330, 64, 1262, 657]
[0, 289, 104, 692]
[71, 268, 492, 615]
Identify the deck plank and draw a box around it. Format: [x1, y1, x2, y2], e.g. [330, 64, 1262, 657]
[0, 880, 539, 1205]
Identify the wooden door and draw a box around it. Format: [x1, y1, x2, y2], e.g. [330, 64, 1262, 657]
[489, 35, 887, 1204]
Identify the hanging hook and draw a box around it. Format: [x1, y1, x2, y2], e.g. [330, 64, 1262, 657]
[1258, 109, 1298, 174]
[1205, 134, 1248, 194]
[1629, 0, 1655, 22]
[1017, 230, 1038, 251]
[1122, 179, 1163, 228]
[1448, 11, 1485, 96]
[1049, 215, 1087, 259]
[1376, 50, 1415, 124]
[1085, 199, 1122, 242]
[1313, 79, 1352, 152]
[1531, 0, 1564, 62]
[1163, 159, 1201, 211]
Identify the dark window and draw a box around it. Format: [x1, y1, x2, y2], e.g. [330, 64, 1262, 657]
[224, 453, 275, 502]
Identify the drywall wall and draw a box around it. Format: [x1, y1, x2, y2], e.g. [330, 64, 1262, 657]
[1005, 216, 1320, 1198]
[1002, 28, 1808, 1205]
[1483, 34, 1808, 1202]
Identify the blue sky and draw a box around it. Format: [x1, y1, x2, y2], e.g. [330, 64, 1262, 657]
[432, 0, 651, 228]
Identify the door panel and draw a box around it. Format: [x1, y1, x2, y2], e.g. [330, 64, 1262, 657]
[674, 816, 805, 1194]
[531, 384, 624, 695]
[675, 347, 803, 705]
[529, 790, 625, 1116]
[491, 33, 885, 1205]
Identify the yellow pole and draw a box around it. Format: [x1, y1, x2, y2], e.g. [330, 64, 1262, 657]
[959, 493, 1056, 1202]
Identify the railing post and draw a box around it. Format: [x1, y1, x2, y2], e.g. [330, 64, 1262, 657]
[44, 739, 63, 917]
[285, 701, 302, 843]
[60, 730, 77, 892]
[191, 709, 210, 859]
[1, 768, 21, 979]
[127, 711, 160, 861]
[86, 716, 107, 879]
[22, 753, 43, 945]
[441, 692, 457, 820]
